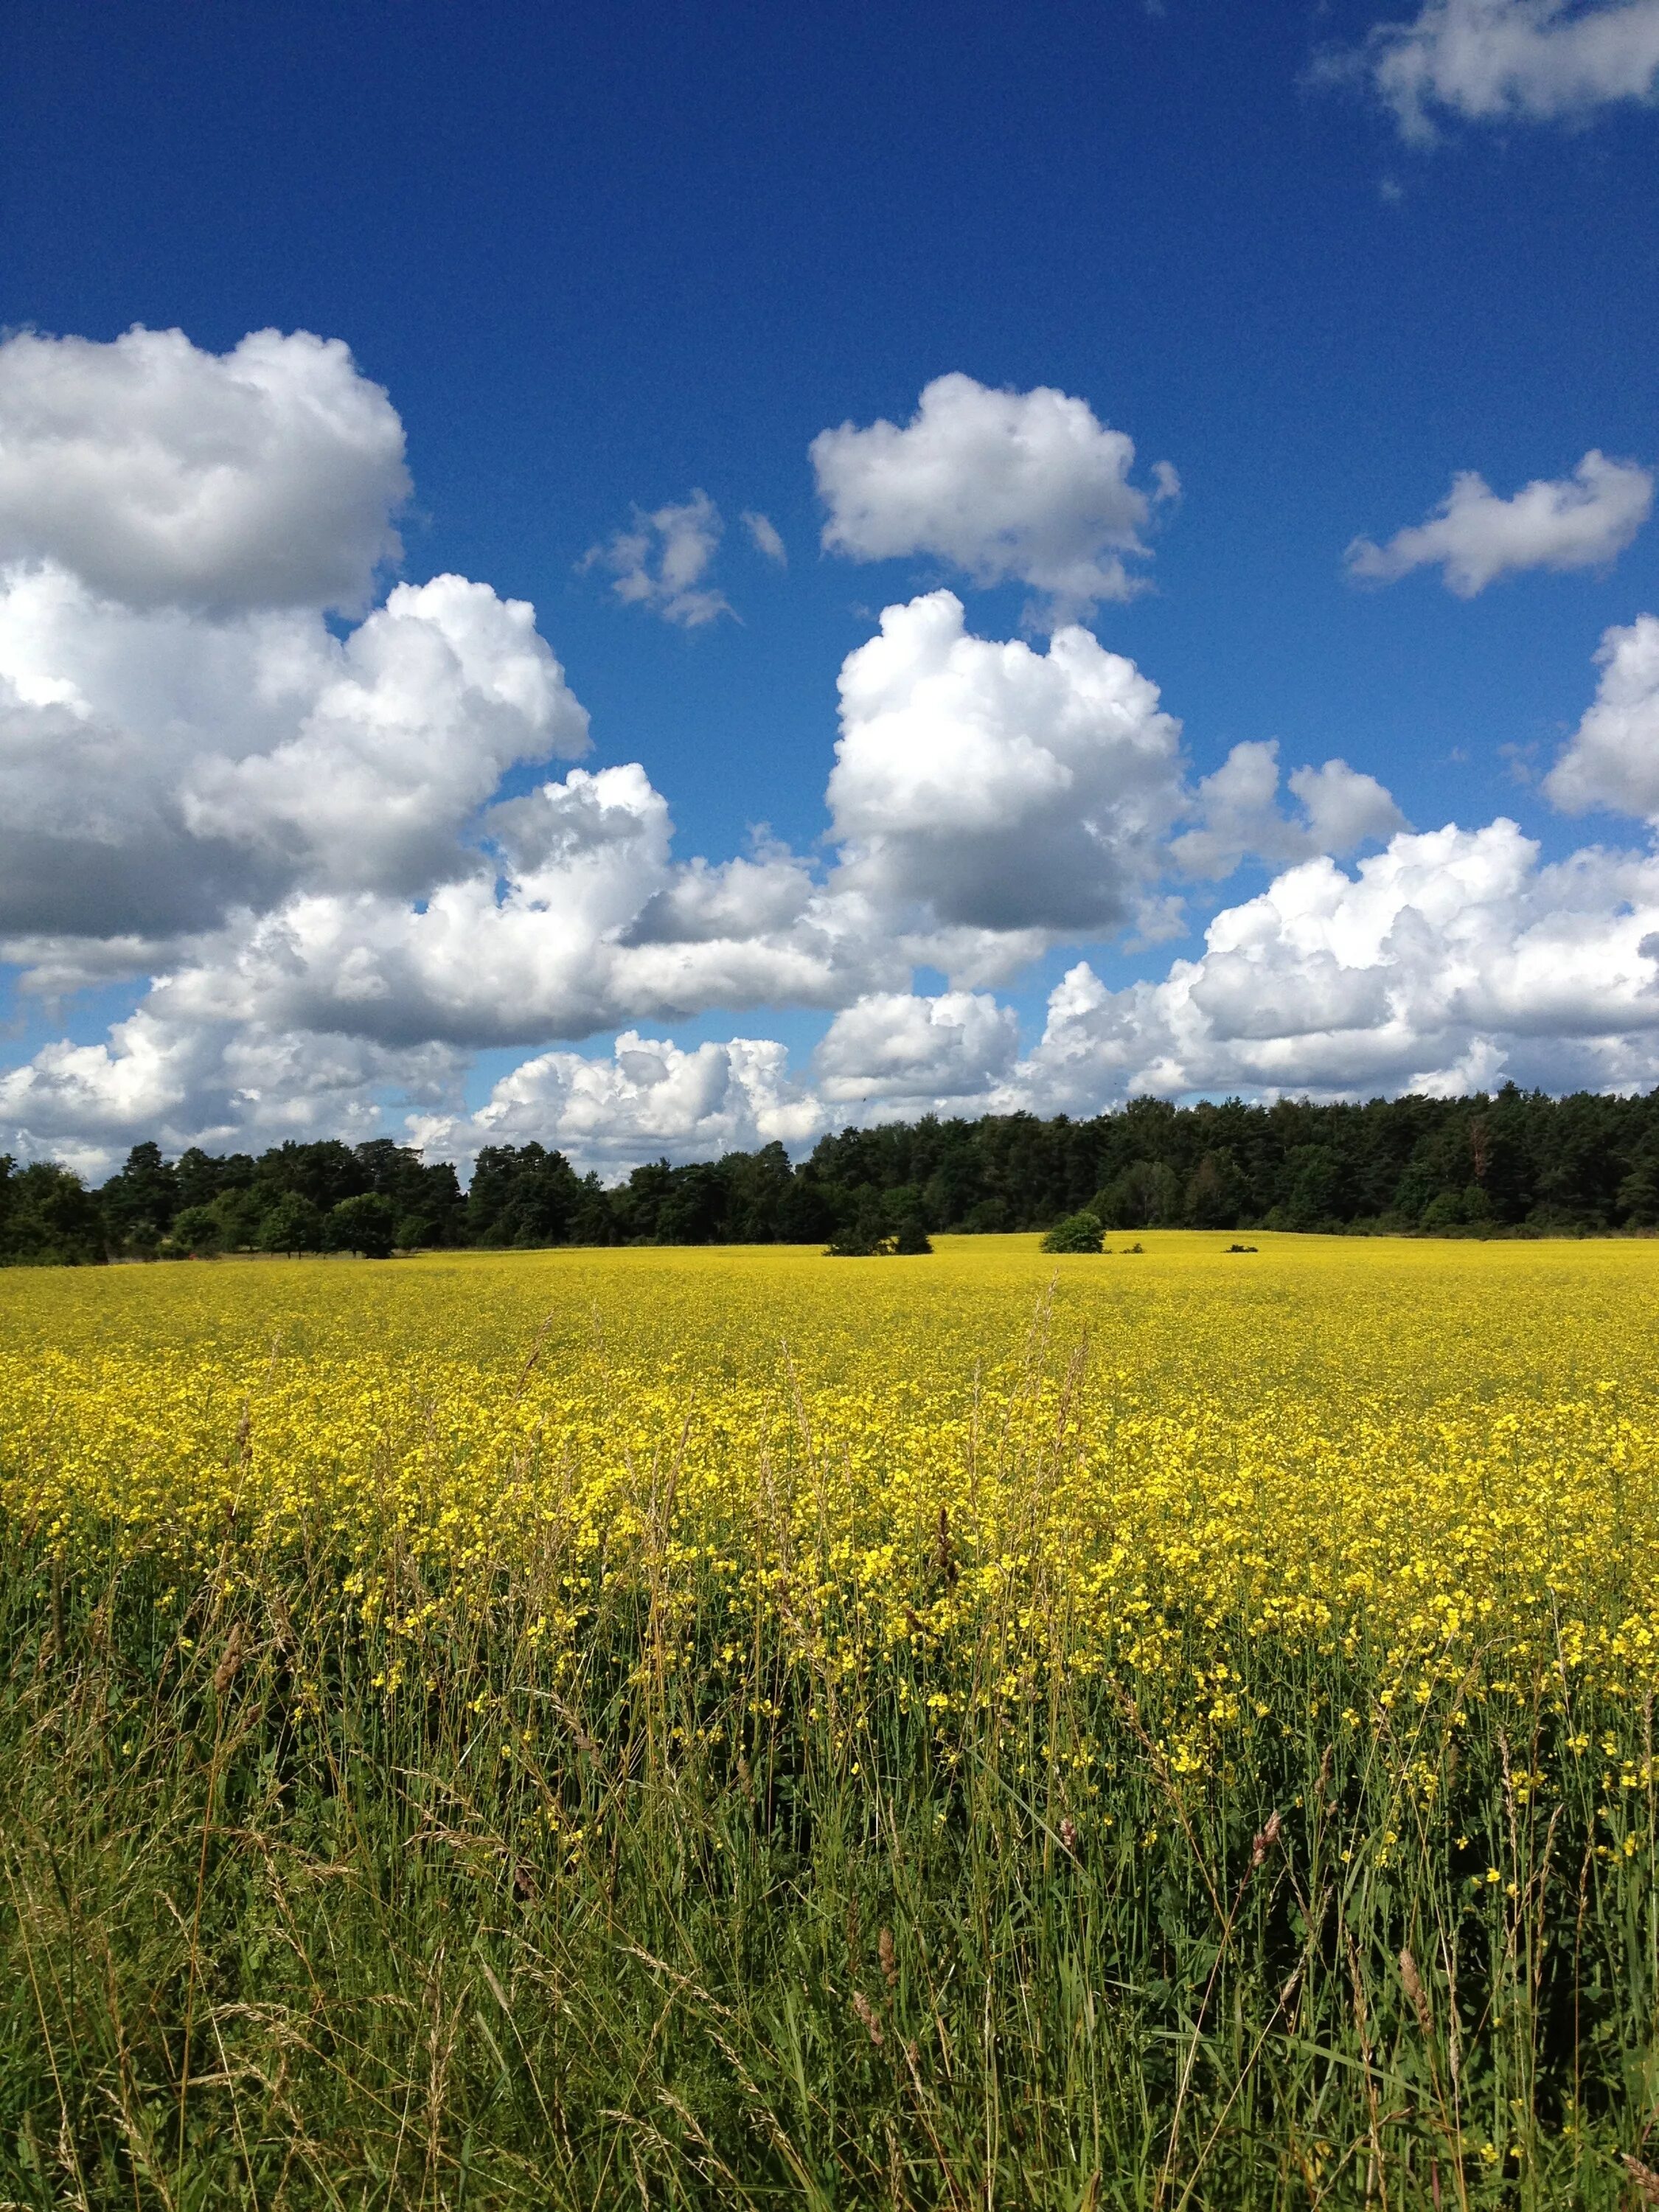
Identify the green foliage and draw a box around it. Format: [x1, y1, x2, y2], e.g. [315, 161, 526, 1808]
[0, 1156, 105, 1267]
[1185, 1147, 1247, 1230]
[5, 1082, 1659, 1270]
[466, 1141, 594, 1246]
[0, 1534, 1650, 2207]
[256, 1193, 325, 1256]
[167, 1204, 223, 1257]
[827, 1190, 933, 1256]
[324, 1192, 397, 1259]
[889, 1211, 933, 1255]
[1093, 1158, 1182, 1230]
[206, 1183, 267, 1251]
[1040, 1210, 1105, 1253]
[826, 1192, 890, 1256]
[83, 1137, 466, 1265]
[1620, 1152, 1659, 1226]
[97, 1139, 177, 1253]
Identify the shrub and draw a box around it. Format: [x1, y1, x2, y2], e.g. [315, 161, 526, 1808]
[827, 1193, 933, 1256]
[891, 1208, 933, 1256]
[1040, 1211, 1105, 1254]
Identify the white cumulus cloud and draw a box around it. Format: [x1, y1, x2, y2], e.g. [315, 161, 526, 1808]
[582, 488, 732, 626]
[812, 373, 1174, 622]
[1018, 821, 1659, 1109]
[814, 990, 1019, 1103]
[0, 1004, 465, 1178]
[10, 319, 1659, 1181]
[130, 761, 883, 1055]
[1346, 451, 1652, 596]
[0, 325, 408, 613]
[181, 574, 589, 897]
[1170, 740, 1408, 879]
[827, 590, 1187, 951]
[0, 326, 587, 964]
[0, 565, 588, 949]
[453, 1031, 822, 1171]
[1320, 0, 1659, 140]
[1545, 613, 1659, 820]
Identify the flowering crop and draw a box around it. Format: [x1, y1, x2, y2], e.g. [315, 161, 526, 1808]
[5, 1233, 1658, 1733]
[3, 1231, 1658, 2204]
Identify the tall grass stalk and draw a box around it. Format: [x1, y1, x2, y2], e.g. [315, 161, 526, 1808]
[1, 1368, 1655, 2208]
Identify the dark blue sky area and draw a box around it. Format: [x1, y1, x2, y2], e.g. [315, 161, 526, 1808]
[7, 0, 1654, 874]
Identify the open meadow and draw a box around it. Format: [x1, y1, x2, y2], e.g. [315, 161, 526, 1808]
[2, 1232, 1658, 2208]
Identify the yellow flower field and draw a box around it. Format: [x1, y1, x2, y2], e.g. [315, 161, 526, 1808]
[5, 1231, 1658, 1747]
[4, 1231, 1659, 2203]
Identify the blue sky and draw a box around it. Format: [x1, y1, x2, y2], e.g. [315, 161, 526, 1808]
[3, 0, 1659, 1174]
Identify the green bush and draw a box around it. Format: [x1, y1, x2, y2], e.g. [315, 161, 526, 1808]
[891, 1211, 933, 1255]
[1040, 1210, 1105, 1253]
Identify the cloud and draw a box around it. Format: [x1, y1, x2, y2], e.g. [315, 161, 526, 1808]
[1292, 759, 1414, 851]
[125, 759, 885, 1056]
[0, 564, 588, 949]
[1545, 613, 1659, 819]
[0, 559, 1425, 1158]
[619, 845, 815, 946]
[0, 326, 408, 613]
[1170, 740, 1408, 878]
[0, 1003, 465, 1178]
[10, 319, 1658, 1182]
[582, 488, 732, 625]
[182, 575, 590, 895]
[826, 590, 1187, 948]
[814, 990, 1019, 1102]
[448, 1031, 823, 1172]
[427, 814, 1659, 1163]
[0, 325, 588, 962]
[742, 510, 787, 566]
[15, 582, 1197, 1079]
[1018, 821, 1659, 1108]
[1346, 451, 1652, 595]
[812, 373, 1174, 621]
[1320, 0, 1659, 141]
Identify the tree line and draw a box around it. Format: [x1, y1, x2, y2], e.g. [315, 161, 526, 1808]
[3, 1082, 1658, 1266]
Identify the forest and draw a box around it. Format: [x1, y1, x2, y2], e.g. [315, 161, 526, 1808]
[4, 1081, 1659, 1265]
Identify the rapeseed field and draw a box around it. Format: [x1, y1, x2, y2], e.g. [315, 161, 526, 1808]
[2, 1234, 1657, 2208]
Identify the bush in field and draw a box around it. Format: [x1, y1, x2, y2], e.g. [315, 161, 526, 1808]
[889, 1196, 933, 1254]
[825, 1193, 886, 1255]
[1040, 1210, 1105, 1253]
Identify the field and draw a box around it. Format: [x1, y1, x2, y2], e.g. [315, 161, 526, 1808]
[1, 1234, 1658, 2209]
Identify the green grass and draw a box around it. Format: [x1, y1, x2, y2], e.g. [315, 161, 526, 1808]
[3, 1526, 1658, 2211]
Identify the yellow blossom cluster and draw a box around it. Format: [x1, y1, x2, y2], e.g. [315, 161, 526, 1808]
[3, 1231, 1658, 1750]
